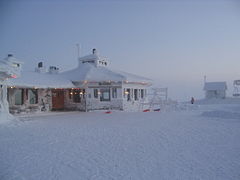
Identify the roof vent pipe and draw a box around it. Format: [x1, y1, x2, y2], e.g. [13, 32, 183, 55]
[92, 48, 97, 55]
[35, 61, 46, 73]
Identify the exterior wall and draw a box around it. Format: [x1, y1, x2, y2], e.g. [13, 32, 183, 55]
[122, 83, 149, 111]
[42, 89, 52, 110]
[85, 83, 123, 111]
[7, 83, 150, 114]
[63, 85, 123, 111]
[64, 89, 86, 111]
[205, 90, 226, 99]
[8, 88, 52, 114]
[63, 82, 149, 112]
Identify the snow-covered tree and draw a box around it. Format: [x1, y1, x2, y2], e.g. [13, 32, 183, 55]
[0, 54, 22, 123]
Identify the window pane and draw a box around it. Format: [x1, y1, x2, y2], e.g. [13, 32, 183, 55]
[100, 88, 110, 101]
[134, 89, 138, 101]
[69, 90, 73, 99]
[141, 89, 144, 98]
[15, 89, 23, 105]
[94, 89, 98, 98]
[112, 88, 117, 98]
[29, 89, 38, 104]
[127, 89, 131, 101]
[73, 89, 83, 103]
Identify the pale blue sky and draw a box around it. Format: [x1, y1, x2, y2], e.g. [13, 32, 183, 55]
[1, 0, 240, 100]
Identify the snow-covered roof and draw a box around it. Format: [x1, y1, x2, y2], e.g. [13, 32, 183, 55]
[61, 49, 151, 84]
[78, 54, 100, 61]
[7, 71, 74, 88]
[204, 82, 227, 91]
[60, 63, 151, 83]
[4, 50, 151, 88]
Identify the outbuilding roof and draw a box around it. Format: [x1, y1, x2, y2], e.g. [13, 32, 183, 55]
[204, 82, 227, 91]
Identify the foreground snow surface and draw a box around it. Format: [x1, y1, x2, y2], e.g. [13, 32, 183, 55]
[1, 104, 240, 180]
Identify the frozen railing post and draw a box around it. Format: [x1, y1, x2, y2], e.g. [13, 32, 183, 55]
[0, 54, 22, 123]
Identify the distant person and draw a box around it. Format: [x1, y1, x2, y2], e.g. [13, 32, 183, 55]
[191, 97, 195, 104]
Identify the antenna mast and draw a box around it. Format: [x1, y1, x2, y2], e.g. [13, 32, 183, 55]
[76, 43, 80, 59]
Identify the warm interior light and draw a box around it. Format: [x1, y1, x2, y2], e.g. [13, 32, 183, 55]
[10, 75, 17, 78]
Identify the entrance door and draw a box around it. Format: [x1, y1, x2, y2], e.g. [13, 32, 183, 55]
[52, 89, 64, 110]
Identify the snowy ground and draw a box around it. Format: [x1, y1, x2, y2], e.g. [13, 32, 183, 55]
[0, 103, 240, 180]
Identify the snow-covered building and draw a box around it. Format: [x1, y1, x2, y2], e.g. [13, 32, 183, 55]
[233, 80, 240, 97]
[6, 49, 151, 114]
[203, 82, 227, 99]
[7, 69, 74, 114]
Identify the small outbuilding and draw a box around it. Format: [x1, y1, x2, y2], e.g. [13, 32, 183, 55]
[203, 82, 227, 99]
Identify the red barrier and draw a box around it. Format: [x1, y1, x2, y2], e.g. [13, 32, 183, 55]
[143, 109, 150, 112]
[105, 111, 112, 114]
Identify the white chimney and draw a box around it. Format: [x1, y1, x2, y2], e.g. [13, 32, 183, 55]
[35, 61, 46, 73]
[49, 66, 59, 74]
